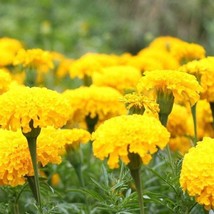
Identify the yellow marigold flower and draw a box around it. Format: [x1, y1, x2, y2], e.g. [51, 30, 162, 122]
[69, 53, 118, 79]
[180, 137, 214, 210]
[56, 58, 74, 78]
[179, 57, 214, 101]
[13, 48, 54, 73]
[149, 36, 205, 63]
[92, 65, 141, 93]
[92, 114, 170, 169]
[0, 127, 90, 186]
[63, 85, 127, 126]
[121, 92, 159, 116]
[130, 47, 179, 71]
[0, 85, 71, 133]
[137, 70, 202, 106]
[0, 69, 13, 94]
[0, 37, 23, 67]
[51, 173, 61, 187]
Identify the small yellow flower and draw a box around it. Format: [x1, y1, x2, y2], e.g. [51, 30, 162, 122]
[0, 85, 71, 133]
[0, 127, 90, 186]
[92, 65, 141, 93]
[180, 137, 214, 210]
[121, 92, 159, 116]
[92, 114, 170, 169]
[137, 70, 202, 106]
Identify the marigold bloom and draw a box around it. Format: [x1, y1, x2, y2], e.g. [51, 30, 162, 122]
[13, 48, 54, 72]
[63, 85, 127, 126]
[0, 37, 23, 67]
[0, 127, 90, 186]
[92, 114, 170, 169]
[137, 70, 202, 106]
[0, 85, 71, 133]
[132, 47, 180, 71]
[92, 65, 141, 93]
[180, 137, 214, 210]
[179, 57, 214, 102]
[149, 36, 205, 63]
[69, 53, 118, 79]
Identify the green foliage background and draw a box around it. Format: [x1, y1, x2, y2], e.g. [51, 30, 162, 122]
[1, 0, 214, 57]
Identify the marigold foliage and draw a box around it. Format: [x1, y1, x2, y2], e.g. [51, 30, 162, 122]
[92, 114, 170, 169]
[0, 85, 71, 133]
[0, 127, 90, 186]
[180, 137, 214, 210]
[63, 85, 127, 125]
[92, 65, 141, 93]
[137, 70, 202, 106]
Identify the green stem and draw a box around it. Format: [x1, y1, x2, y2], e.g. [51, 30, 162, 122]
[128, 153, 144, 214]
[26, 137, 42, 212]
[130, 168, 144, 214]
[191, 103, 198, 146]
[13, 203, 20, 214]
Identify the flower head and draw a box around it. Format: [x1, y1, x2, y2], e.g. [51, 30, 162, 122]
[13, 48, 54, 72]
[92, 65, 141, 93]
[63, 85, 127, 127]
[149, 36, 205, 63]
[0, 69, 13, 94]
[0, 127, 90, 186]
[137, 70, 202, 106]
[180, 137, 214, 210]
[0, 85, 71, 133]
[92, 114, 170, 169]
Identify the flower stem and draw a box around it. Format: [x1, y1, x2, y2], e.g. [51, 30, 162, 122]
[130, 167, 144, 214]
[191, 103, 198, 146]
[26, 137, 42, 211]
[13, 203, 20, 214]
[128, 153, 144, 214]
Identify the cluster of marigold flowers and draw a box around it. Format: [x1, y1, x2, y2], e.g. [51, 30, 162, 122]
[0, 36, 214, 210]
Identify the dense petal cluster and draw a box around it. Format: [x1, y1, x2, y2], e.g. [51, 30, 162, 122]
[0, 85, 71, 133]
[92, 114, 170, 169]
[92, 65, 141, 93]
[13, 48, 54, 72]
[137, 70, 202, 106]
[149, 36, 205, 63]
[69, 53, 118, 79]
[180, 137, 214, 210]
[0, 37, 23, 67]
[63, 85, 127, 125]
[0, 127, 90, 186]
[179, 57, 214, 102]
